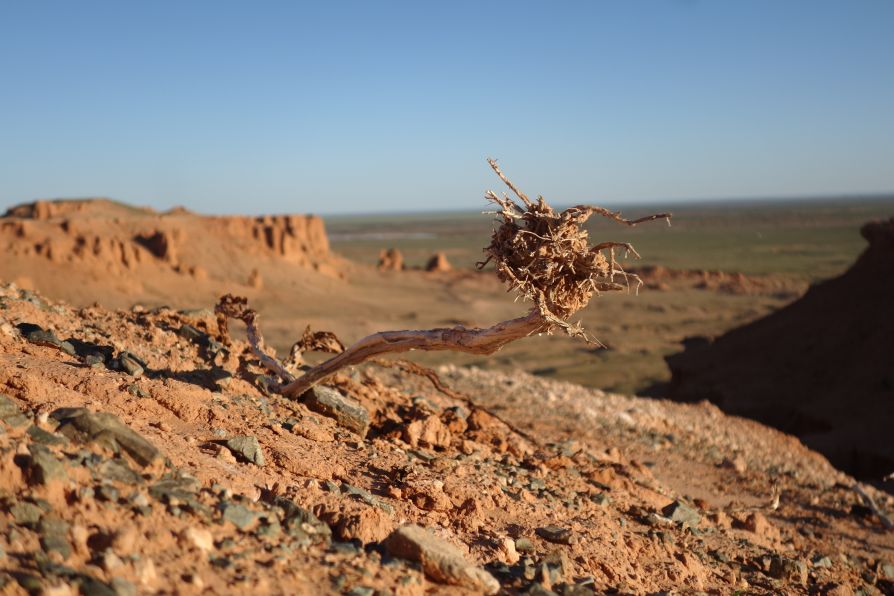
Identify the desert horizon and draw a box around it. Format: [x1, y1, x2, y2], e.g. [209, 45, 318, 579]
[2, 175, 893, 594]
[3, 1, 893, 593]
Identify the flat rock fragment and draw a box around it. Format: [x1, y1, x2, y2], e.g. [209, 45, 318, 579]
[0, 393, 29, 428]
[536, 525, 574, 545]
[28, 447, 67, 485]
[117, 351, 145, 378]
[769, 556, 808, 585]
[662, 500, 701, 528]
[221, 503, 257, 531]
[10, 501, 44, 527]
[38, 516, 72, 559]
[224, 435, 265, 466]
[149, 474, 200, 503]
[51, 408, 161, 467]
[384, 524, 499, 594]
[20, 324, 76, 356]
[301, 386, 369, 437]
[26, 425, 69, 447]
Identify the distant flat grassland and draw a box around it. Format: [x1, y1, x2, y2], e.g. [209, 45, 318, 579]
[327, 196, 894, 279]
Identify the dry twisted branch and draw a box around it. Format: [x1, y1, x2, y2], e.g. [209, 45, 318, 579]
[280, 311, 546, 398]
[368, 358, 467, 400]
[218, 160, 670, 397]
[285, 325, 346, 368]
[215, 294, 295, 386]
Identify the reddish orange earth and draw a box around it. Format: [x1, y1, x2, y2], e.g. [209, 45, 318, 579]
[0, 283, 892, 595]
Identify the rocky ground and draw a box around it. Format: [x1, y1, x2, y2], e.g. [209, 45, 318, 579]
[1, 283, 893, 595]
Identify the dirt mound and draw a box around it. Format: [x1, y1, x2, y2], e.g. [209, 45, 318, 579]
[424, 252, 452, 273]
[246, 269, 263, 289]
[0, 283, 891, 594]
[663, 218, 894, 483]
[377, 248, 404, 271]
[0, 199, 342, 308]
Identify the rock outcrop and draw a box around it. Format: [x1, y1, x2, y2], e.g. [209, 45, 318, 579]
[663, 218, 894, 481]
[135, 230, 180, 264]
[425, 251, 452, 272]
[208, 213, 330, 264]
[627, 265, 804, 296]
[377, 248, 404, 271]
[0, 199, 340, 301]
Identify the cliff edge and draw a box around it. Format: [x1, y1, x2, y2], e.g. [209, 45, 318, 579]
[0, 199, 341, 307]
[664, 218, 894, 481]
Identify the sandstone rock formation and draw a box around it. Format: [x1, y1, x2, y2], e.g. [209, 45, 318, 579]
[424, 251, 452, 272]
[0, 198, 339, 305]
[135, 230, 180, 264]
[377, 248, 404, 271]
[628, 265, 804, 296]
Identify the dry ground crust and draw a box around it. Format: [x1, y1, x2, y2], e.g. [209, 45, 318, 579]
[0, 284, 892, 594]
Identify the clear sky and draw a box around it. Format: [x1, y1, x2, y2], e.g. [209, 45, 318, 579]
[1, 1, 892, 215]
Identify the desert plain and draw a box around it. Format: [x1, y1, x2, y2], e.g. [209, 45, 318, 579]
[0, 194, 893, 594]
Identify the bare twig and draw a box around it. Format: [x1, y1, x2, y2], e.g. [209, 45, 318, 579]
[215, 294, 295, 385]
[563, 205, 672, 227]
[488, 158, 533, 208]
[286, 325, 345, 368]
[369, 358, 467, 400]
[590, 242, 642, 259]
[286, 326, 468, 400]
[768, 483, 781, 511]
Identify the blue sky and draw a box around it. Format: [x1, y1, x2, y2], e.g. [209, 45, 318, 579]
[1, 1, 892, 215]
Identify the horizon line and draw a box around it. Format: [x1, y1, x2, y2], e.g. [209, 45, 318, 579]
[3, 190, 894, 219]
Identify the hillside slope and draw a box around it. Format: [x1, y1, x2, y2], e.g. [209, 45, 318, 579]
[0, 283, 891, 594]
[663, 218, 894, 481]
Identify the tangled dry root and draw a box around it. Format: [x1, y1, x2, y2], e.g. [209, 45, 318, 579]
[480, 159, 671, 340]
[218, 160, 671, 396]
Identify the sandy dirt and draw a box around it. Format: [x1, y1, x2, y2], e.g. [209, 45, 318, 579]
[0, 283, 892, 594]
